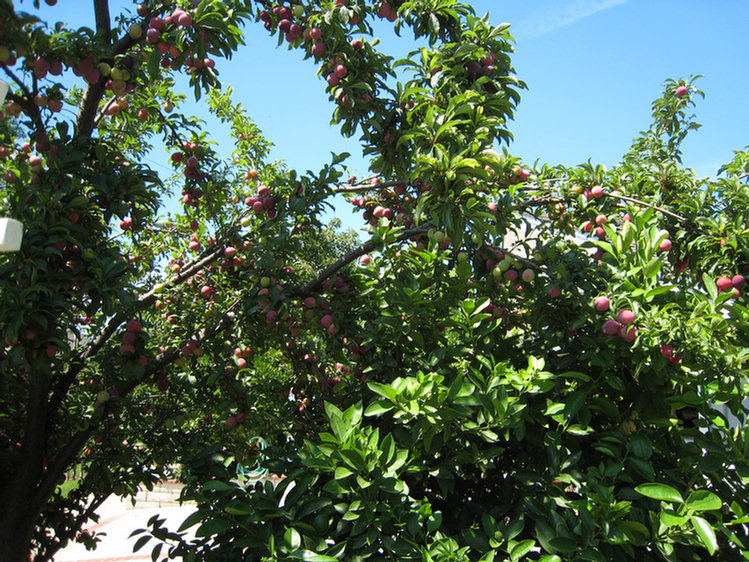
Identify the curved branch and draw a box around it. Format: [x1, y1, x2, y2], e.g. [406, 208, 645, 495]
[32, 417, 90, 525]
[50, 209, 268, 411]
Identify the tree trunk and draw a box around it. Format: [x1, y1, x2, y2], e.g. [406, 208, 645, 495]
[0, 366, 51, 562]
[0, 499, 37, 562]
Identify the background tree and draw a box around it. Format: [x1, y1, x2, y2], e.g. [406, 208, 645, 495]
[1, 2, 748, 562]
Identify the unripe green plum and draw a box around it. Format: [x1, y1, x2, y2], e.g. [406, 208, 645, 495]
[128, 23, 143, 39]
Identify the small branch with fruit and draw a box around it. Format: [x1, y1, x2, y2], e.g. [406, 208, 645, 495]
[334, 178, 407, 193]
[521, 180, 690, 224]
[291, 224, 430, 297]
[605, 191, 688, 224]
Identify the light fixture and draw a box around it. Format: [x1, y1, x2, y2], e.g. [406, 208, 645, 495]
[0, 218, 23, 252]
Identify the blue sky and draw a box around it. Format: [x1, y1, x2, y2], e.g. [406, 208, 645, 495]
[17, 1, 749, 231]
[210, 0, 748, 175]
[212, 0, 749, 229]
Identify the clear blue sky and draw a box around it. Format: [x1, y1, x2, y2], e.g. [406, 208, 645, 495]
[219, 0, 748, 178]
[214, 0, 749, 229]
[18, 1, 749, 231]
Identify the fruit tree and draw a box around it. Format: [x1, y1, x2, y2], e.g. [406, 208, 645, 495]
[1, 1, 748, 562]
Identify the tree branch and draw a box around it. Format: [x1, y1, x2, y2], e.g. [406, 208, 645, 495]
[522, 181, 690, 224]
[604, 191, 688, 223]
[290, 225, 429, 297]
[94, 0, 112, 45]
[38, 295, 241, 524]
[1, 64, 32, 99]
[77, 0, 141, 137]
[334, 179, 405, 194]
[32, 429, 91, 527]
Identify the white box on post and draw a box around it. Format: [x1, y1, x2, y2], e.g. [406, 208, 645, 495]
[0, 218, 23, 252]
[0, 80, 8, 104]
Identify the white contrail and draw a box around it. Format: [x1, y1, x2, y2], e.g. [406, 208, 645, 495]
[514, 0, 629, 40]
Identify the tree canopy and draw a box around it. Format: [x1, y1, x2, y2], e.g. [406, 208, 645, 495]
[0, 1, 748, 562]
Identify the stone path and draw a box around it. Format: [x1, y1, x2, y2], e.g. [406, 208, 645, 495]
[53, 482, 197, 562]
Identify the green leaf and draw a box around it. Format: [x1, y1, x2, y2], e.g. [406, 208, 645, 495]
[427, 511, 442, 532]
[367, 382, 397, 401]
[629, 457, 654, 480]
[225, 505, 253, 516]
[178, 510, 205, 532]
[643, 257, 662, 279]
[291, 551, 338, 562]
[195, 517, 233, 537]
[325, 402, 349, 441]
[545, 402, 565, 416]
[322, 479, 348, 494]
[335, 466, 354, 479]
[635, 483, 683, 503]
[202, 480, 235, 492]
[364, 401, 393, 416]
[730, 500, 744, 517]
[691, 515, 718, 555]
[617, 520, 650, 545]
[621, 220, 636, 251]
[579, 547, 606, 562]
[549, 537, 577, 553]
[703, 273, 718, 300]
[284, 528, 301, 550]
[630, 433, 653, 459]
[686, 490, 722, 512]
[660, 509, 689, 527]
[564, 390, 587, 419]
[133, 535, 151, 552]
[510, 539, 536, 561]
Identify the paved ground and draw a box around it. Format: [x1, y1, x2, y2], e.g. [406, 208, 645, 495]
[54, 482, 197, 562]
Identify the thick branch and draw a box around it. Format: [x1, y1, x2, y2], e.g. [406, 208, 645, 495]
[77, 1, 140, 137]
[38, 298, 240, 518]
[32, 429, 91, 522]
[76, 83, 108, 137]
[94, 0, 112, 44]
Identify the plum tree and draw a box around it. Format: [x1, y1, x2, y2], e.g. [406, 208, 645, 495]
[1, 1, 748, 562]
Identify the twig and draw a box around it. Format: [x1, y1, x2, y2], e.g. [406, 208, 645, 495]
[604, 191, 688, 223]
[1, 65, 32, 99]
[522, 180, 690, 224]
[334, 179, 408, 194]
[482, 243, 539, 270]
[290, 224, 429, 297]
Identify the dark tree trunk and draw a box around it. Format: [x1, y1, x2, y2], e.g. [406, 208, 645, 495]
[0, 482, 38, 562]
[1, 363, 52, 562]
